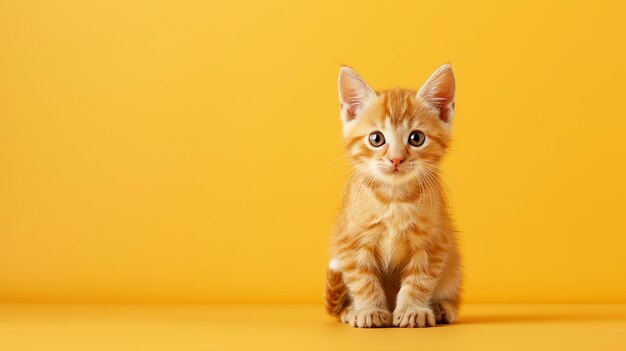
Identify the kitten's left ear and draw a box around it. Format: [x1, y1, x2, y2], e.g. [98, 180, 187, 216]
[417, 64, 456, 123]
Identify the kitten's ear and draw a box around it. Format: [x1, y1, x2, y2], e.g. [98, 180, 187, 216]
[417, 64, 456, 123]
[338, 66, 376, 123]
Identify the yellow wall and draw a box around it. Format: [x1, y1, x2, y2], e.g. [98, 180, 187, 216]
[1, 0, 625, 304]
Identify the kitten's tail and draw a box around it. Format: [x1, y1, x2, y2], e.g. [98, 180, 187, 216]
[324, 259, 349, 316]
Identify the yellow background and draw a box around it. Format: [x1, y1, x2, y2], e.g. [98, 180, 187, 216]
[1, 0, 625, 304]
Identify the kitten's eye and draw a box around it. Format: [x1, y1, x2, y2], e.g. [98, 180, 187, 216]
[368, 132, 385, 147]
[408, 131, 426, 147]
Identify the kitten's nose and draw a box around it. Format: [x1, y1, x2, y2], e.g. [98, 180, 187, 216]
[390, 157, 405, 170]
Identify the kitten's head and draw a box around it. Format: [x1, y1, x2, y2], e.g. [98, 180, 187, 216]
[338, 64, 456, 185]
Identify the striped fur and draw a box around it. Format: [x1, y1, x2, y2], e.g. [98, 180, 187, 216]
[325, 65, 462, 328]
[324, 268, 349, 315]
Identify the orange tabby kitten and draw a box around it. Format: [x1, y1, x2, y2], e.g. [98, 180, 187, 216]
[324, 64, 462, 328]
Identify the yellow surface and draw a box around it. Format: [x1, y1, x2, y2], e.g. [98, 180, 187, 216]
[2, 0, 626, 304]
[0, 304, 625, 350]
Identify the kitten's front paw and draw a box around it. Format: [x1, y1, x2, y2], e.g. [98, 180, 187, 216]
[343, 307, 391, 328]
[393, 306, 436, 328]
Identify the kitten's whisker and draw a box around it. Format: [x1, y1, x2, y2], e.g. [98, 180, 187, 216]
[315, 162, 353, 182]
[436, 171, 457, 203]
[328, 151, 353, 165]
[421, 171, 436, 216]
[424, 169, 450, 216]
[421, 167, 453, 215]
[414, 176, 427, 217]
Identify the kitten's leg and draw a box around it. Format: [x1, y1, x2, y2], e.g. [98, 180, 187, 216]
[393, 239, 447, 328]
[432, 244, 462, 324]
[339, 247, 391, 328]
[432, 300, 459, 324]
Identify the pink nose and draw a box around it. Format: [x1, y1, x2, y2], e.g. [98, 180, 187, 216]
[390, 157, 405, 170]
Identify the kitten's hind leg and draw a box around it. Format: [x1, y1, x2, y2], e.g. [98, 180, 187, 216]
[340, 304, 354, 324]
[431, 246, 462, 324]
[432, 300, 458, 324]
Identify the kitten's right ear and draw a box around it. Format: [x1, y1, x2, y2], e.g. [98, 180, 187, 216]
[338, 66, 376, 123]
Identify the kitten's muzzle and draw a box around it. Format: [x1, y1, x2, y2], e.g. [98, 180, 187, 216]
[389, 157, 406, 171]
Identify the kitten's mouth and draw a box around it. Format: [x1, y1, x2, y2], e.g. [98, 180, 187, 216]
[382, 167, 407, 175]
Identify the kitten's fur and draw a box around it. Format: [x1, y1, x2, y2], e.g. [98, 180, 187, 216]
[324, 65, 462, 328]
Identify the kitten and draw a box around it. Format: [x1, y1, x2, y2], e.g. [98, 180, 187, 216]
[324, 64, 462, 328]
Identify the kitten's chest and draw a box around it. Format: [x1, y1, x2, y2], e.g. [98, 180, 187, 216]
[376, 201, 420, 231]
[375, 201, 422, 268]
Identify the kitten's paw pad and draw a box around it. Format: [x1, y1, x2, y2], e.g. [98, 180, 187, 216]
[393, 306, 436, 328]
[346, 308, 391, 328]
[432, 301, 458, 324]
